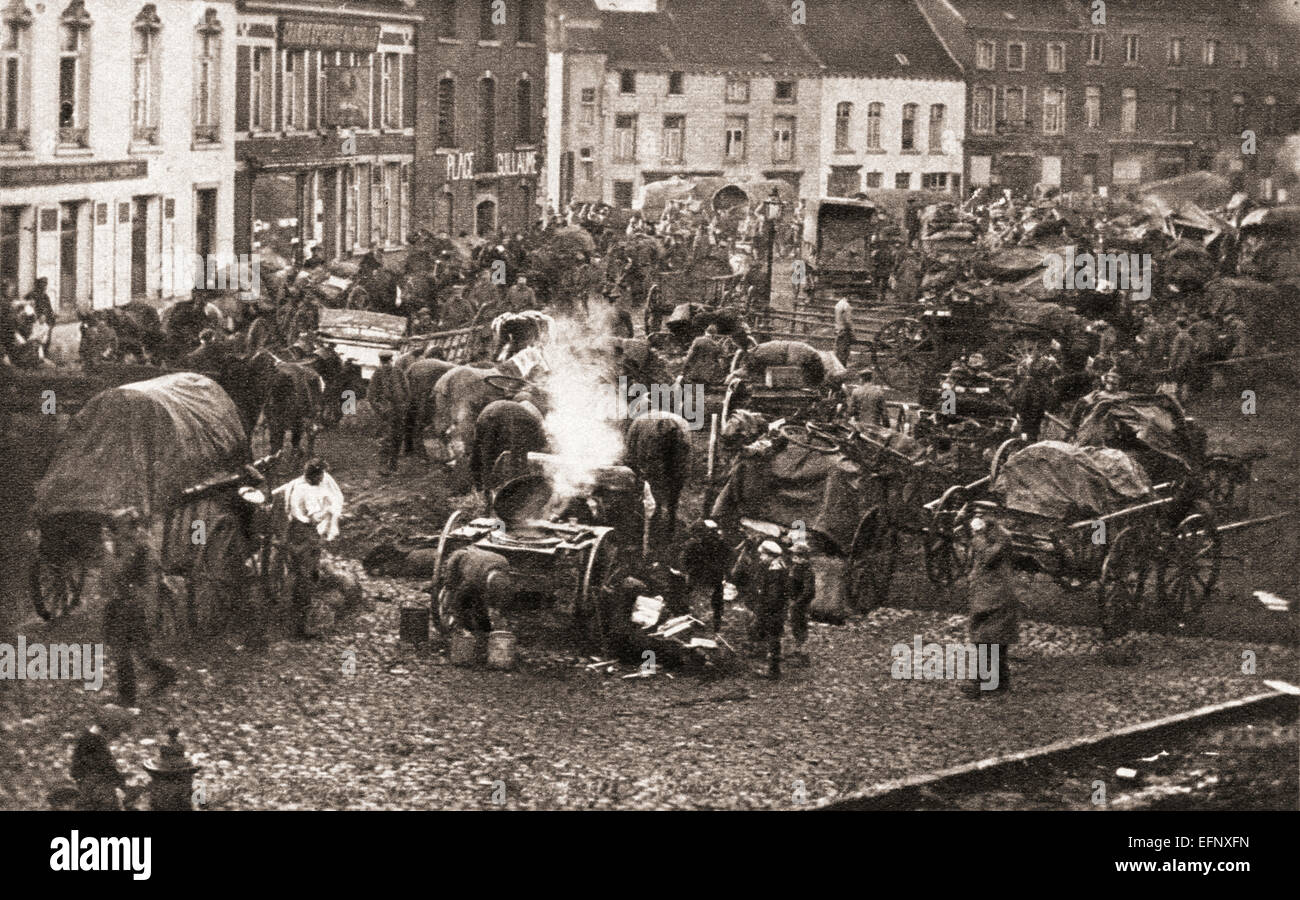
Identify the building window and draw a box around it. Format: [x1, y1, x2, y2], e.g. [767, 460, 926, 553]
[284, 50, 307, 130]
[667, 71, 683, 95]
[580, 85, 595, 125]
[1231, 43, 1247, 68]
[972, 87, 992, 134]
[834, 101, 851, 150]
[1203, 39, 1218, 66]
[58, 0, 91, 144]
[1166, 88, 1181, 131]
[1167, 38, 1183, 67]
[975, 39, 994, 70]
[1264, 95, 1276, 134]
[612, 181, 633, 209]
[1231, 93, 1246, 133]
[1201, 90, 1217, 131]
[515, 76, 532, 143]
[1121, 87, 1137, 133]
[383, 53, 403, 129]
[662, 114, 684, 162]
[249, 47, 273, 133]
[900, 103, 916, 150]
[864, 171, 882, 189]
[1085, 85, 1101, 129]
[895, 172, 911, 189]
[1042, 87, 1064, 134]
[1003, 86, 1025, 130]
[619, 69, 635, 94]
[724, 115, 746, 160]
[772, 114, 794, 163]
[193, 9, 221, 142]
[1123, 35, 1139, 64]
[866, 101, 882, 149]
[1046, 42, 1065, 72]
[1006, 42, 1024, 71]
[921, 173, 949, 190]
[614, 113, 636, 161]
[725, 77, 749, 103]
[1113, 155, 1142, 183]
[517, 0, 536, 43]
[1264, 46, 1278, 70]
[1087, 33, 1103, 64]
[479, 0, 498, 41]
[478, 76, 495, 171]
[438, 0, 457, 39]
[131, 6, 162, 144]
[774, 80, 795, 103]
[1, 0, 32, 144]
[437, 77, 455, 146]
[928, 104, 944, 153]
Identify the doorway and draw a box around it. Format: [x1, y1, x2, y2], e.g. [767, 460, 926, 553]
[59, 202, 79, 314]
[195, 188, 217, 262]
[131, 196, 149, 298]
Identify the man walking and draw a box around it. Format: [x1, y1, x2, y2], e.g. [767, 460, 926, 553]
[275, 458, 343, 638]
[367, 351, 410, 474]
[786, 540, 816, 667]
[102, 509, 176, 706]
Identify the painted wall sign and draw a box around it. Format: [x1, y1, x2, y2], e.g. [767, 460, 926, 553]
[444, 149, 538, 181]
[446, 151, 477, 181]
[496, 150, 538, 177]
[0, 160, 148, 188]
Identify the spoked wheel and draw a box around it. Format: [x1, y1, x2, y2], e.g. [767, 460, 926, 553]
[923, 487, 971, 594]
[873, 317, 936, 390]
[992, 331, 1052, 374]
[576, 532, 616, 654]
[845, 507, 898, 611]
[1154, 512, 1222, 632]
[1097, 525, 1155, 642]
[429, 510, 464, 637]
[30, 552, 88, 622]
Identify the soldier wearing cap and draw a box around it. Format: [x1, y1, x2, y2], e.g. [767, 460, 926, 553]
[367, 350, 410, 474]
[102, 509, 176, 706]
[727, 539, 790, 679]
[846, 368, 889, 429]
[960, 515, 1018, 697]
[786, 540, 815, 667]
[679, 519, 730, 633]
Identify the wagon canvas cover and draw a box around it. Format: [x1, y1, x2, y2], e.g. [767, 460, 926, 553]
[34, 372, 249, 521]
[710, 443, 863, 554]
[1072, 394, 1198, 473]
[993, 441, 1153, 520]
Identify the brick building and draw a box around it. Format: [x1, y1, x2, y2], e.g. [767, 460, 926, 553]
[412, 0, 546, 238]
[545, 0, 825, 210]
[916, 0, 1300, 198]
[232, 1, 420, 265]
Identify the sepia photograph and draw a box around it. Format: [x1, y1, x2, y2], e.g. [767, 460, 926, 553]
[1, 0, 1298, 880]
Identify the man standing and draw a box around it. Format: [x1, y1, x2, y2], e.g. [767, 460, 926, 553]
[275, 458, 343, 638]
[905, 197, 923, 248]
[26, 277, 55, 356]
[367, 351, 410, 474]
[833, 296, 855, 367]
[960, 517, 1017, 697]
[70, 705, 139, 810]
[680, 519, 730, 634]
[1167, 317, 1197, 403]
[102, 508, 177, 706]
[728, 540, 790, 680]
[846, 368, 889, 428]
[682, 325, 724, 384]
[786, 540, 816, 667]
[506, 275, 537, 312]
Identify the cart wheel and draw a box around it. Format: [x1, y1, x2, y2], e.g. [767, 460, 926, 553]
[429, 510, 464, 635]
[577, 531, 616, 653]
[778, 423, 840, 454]
[1202, 456, 1250, 519]
[1155, 512, 1222, 632]
[30, 550, 87, 622]
[924, 488, 970, 591]
[873, 317, 935, 390]
[989, 437, 1028, 482]
[845, 508, 897, 611]
[1097, 525, 1154, 642]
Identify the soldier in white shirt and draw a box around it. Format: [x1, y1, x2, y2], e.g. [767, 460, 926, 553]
[273, 457, 344, 637]
[833, 296, 855, 366]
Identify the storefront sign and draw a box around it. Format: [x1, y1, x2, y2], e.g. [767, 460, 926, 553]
[0, 160, 147, 188]
[280, 20, 379, 52]
[444, 150, 537, 182]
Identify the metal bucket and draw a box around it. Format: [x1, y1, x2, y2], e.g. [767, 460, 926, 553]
[449, 630, 484, 667]
[486, 631, 518, 670]
[398, 606, 430, 645]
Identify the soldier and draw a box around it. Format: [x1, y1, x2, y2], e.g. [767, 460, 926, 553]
[680, 519, 730, 634]
[960, 516, 1018, 697]
[441, 546, 512, 638]
[833, 296, 855, 367]
[70, 705, 141, 810]
[846, 368, 890, 428]
[275, 457, 343, 638]
[727, 540, 790, 680]
[506, 275, 537, 312]
[367, 351, 410, 474]
[102, 508, 177, 706]
[786, 540, 816, 667]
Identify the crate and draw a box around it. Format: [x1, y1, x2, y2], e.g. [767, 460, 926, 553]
[765, 366, 804, 388]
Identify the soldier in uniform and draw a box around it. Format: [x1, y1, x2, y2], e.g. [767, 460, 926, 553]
[960, 516, 1018, 697]
[786, 540, 816, 667]
[367, 351, 411, 474]
[441, 546, 512, 637]
[728, 540, 790, 680]
[102, 509, 177, 706]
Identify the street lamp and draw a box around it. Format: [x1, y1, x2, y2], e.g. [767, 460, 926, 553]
[762, 188, 782, 309]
